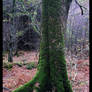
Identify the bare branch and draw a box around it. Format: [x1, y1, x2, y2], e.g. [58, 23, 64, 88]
[75, 0, 87, 15]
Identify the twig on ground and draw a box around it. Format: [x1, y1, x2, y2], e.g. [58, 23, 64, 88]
[3, 87, 11, 92]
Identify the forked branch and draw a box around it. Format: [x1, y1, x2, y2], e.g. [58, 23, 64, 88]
[75, 0, 87, 15]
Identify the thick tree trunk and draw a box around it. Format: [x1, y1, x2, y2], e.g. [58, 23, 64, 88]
[13, 0, 73, 92]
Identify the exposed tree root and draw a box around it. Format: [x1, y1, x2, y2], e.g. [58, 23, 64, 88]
[13, 64, 73, 92]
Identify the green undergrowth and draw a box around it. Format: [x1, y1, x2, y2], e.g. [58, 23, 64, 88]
[15, 62, 23, 67]
[26, 62, 37, 70]
[3, 62, 13, 70]
[3, 62, 37, 70]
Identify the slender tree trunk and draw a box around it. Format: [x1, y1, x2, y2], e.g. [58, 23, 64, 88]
[8, 0, 16, 62]
[13, 0, 73, 92]
[8, 34, 13, 62]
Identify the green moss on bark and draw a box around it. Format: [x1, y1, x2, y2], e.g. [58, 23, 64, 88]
[13, 0, 73, 92]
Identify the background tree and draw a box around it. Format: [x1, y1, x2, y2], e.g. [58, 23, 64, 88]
[13, 0, 73, 92]
[3, 0, 89, 59]
[8, 0, 16, 62]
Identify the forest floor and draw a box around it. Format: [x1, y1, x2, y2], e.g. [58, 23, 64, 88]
[3, 51, 89, 92]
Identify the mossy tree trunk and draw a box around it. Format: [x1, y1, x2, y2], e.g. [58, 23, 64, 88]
[13, 0, 73, 92]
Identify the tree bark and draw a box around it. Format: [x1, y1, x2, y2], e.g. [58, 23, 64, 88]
[8, 0, 16, 62]
[13, 0, 73, 92]
[8, 34, 13, 62]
